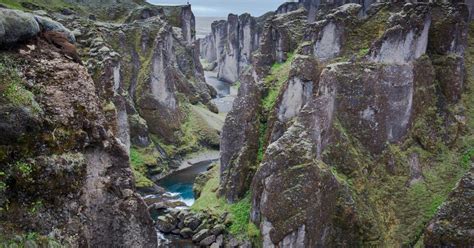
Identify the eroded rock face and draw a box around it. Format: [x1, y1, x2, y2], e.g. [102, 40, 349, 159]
[200, 12, 271, 82]
[303, 3, 361, 61]
[325, 62, 418, 153]
[267, 55, 321, 143]
[219, 70, 261, 202]
[423, 168, 474, 246]
[218, 2, 472, 246]
[369, 4, 431, 64]
[254, 9, 308, 78]
[212, 13, 262, 83]
[251, 94, 365, 247]
[0, 37, 156, 246]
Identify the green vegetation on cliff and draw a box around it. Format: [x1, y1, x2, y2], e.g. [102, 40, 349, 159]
[130, 147, 157, 188]
[0, 0, 79, 12]
[192, 165, 261, 243]
[0, 55, 41, 114]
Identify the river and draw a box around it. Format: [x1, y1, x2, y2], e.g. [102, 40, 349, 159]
[151, 69, 235, 246]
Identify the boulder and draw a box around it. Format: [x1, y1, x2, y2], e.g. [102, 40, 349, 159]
[184, 215, 202, 231]
[200, 235, 216, 246]
[0, 9, 40, 46]
[179, 227, 194, 239]
[210, 234, 224, 248]
[192, 229, 210, 243]
[156, 214, 178, 233]
[34, 15, 76, 43]
[211, 224, 225, 236]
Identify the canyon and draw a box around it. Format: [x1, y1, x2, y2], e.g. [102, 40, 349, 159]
[0, 0, 473, 247]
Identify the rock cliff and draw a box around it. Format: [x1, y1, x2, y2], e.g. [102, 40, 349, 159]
[199, 12, 273, 83]
[0, 0, 218, 246]
[218, 1, 474, 246]
[0, 8, 156, 246]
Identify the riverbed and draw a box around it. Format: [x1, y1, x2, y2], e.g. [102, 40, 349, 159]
[153, 70, 235, 246]
[205, 71, 236, 113]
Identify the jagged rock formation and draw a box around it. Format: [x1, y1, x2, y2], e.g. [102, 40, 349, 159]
[219, 2, 474, 246]
[202, 0, 447, 82]
[200, 13, 265, 83]
[423, 167, 474, 246]
[26, 0, 220, 183]
[0, 11, 156, 245]
[219, 71, 261, 202]
[0, 0, 219, 246]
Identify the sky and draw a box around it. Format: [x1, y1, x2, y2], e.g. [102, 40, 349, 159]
[148, 0, 287, 17]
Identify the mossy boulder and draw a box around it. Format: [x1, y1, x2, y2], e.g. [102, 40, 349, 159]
[0, 9, 39, 46]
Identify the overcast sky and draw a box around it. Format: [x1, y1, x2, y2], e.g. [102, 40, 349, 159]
[148, 0, 286, 17]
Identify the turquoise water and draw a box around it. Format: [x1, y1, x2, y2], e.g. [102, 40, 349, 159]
[157, 160, 215, 206]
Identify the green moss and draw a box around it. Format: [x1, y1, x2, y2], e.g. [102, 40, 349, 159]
[0, 0, 81, 12]
[341, 6, 389, 60]
[192, 166, 261, 243]
[0, 232, 63, 248]
[130, 147, 157, 188]
[0, 56, 41, 114]
[262, 53, 295, 113]
[256, 121, 267, 163]
[15, 162, 33, 177]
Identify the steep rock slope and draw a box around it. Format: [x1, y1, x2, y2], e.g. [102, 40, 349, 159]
[200, 13, 268, 83]
[200, 0, 474, 85]
[10, 0, 222, 187]
[218, 2, 474, 246]
[0, 9, 156, 246]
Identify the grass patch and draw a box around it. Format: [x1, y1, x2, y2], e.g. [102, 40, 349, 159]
[0, 0, 81, 12]
[130, 147, 158, 188]
[191, 166, 261, 243]
[262, 53, 295, 113]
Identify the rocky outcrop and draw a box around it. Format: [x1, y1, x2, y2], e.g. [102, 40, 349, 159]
[266, 55, 321, 144]
[254, 9, 308, 78]
[219, 71, 261, 202]
[199, 12, 272, 82]
[301, 3, 363, 62]
[48, 2, 220, 180]
[423, 167, 474, 246]
[0, 30, 156, 246]
[219, 2, 473, 246]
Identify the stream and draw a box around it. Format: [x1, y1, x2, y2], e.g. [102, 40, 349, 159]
[149, 70, 235, 246]
[205, 71, 236, 113]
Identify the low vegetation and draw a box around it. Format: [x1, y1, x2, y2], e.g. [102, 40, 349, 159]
[191, 165, 261, 243]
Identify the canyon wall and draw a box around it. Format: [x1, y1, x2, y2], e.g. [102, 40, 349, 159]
[200, 13, 265, 83]
[0, 1, 218, 245]
[201, 0, 474, 84]
[218, 1, 474, 246]
[0, 8, 156, 246]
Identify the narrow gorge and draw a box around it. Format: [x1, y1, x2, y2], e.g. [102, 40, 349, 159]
[0, 0, 473, 247]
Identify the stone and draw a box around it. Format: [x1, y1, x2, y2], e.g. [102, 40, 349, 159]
[34, 15, 76, 43]
[423, 168, 474, 246]
[184, 215, 202, 230]
[0, 9, 40, 46]
[211, 234, 224, 248]
[156, 215, 178, 233]
[98, 46, 111, 53]
[199, 235, 216, 246]
[211, 224, 225, 236]
[192, 229, 209, 243]
[179, 227, 194, 239]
